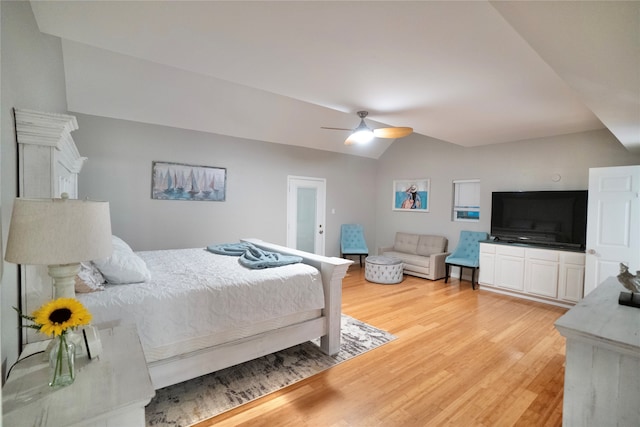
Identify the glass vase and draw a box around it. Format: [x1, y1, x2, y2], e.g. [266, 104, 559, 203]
[49, 333, 75, 387]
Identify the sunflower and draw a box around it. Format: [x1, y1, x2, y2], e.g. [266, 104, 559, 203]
[32, 298, 92, 337]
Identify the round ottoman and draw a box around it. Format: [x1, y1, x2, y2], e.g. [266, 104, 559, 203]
[365, 256, 404, 284]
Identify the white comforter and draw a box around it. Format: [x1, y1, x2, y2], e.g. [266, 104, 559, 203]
[78, 248, 324, 361]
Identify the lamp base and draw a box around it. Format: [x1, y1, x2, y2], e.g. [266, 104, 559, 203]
[48, 263, 80, 299]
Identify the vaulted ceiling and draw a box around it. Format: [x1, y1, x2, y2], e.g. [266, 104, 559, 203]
[30, 1, 639, 159]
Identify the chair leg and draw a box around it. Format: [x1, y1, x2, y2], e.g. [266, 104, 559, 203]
[445, 263, 450, 283]
[471, 268, 477, 290]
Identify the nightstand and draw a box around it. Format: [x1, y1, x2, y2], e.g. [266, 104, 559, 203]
[2, 325, 155, 426]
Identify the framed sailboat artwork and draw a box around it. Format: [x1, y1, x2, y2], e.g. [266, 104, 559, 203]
[151, 161, 227, 201]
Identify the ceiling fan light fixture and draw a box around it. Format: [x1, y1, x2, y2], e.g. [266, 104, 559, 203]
[349, 114, 375, 143]
[321, 110, 412, 145]
[350, 129, 375, 144]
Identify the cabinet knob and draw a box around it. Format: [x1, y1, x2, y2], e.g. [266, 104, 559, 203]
[587, 249, 596, 255]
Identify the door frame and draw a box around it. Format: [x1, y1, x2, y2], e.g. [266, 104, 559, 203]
[286, 176, 326, 255]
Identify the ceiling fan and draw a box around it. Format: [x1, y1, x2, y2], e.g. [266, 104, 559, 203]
[321, 111, 413, 145]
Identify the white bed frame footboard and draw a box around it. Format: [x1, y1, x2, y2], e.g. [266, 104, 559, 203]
[148, 239, 352, 389]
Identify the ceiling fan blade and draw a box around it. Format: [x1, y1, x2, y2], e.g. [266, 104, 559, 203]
[321, 126, 353, 131]
[373, 127, 413, 139]
[344, 134, 358, 145]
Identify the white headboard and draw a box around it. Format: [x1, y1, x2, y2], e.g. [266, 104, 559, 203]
[14, 108, 86, 345]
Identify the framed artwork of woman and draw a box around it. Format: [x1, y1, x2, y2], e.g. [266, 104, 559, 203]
[393, 179, 430, 212]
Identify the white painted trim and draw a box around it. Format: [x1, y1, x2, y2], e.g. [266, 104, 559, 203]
[479, 285, 574, 309]
[14, 108, 86, 174]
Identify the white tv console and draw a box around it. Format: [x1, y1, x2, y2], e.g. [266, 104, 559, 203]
[478, 241, 585, 308]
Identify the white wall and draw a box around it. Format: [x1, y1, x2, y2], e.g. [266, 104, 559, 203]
[72, 113, 378, 257]
[375, 129, 640, 254]
[74, 111, 640, 284]
[1, 1, 68, 377]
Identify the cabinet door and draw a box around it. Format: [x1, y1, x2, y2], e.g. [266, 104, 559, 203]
[525, 259, 559, 298]
[479, 243, 495, 285]
[559, 264, 585, 302]
[559, 253, 586, 303]
[496, 255, 525, 291]
[525, 249, 559, 298]
[479, 253, 495, 285]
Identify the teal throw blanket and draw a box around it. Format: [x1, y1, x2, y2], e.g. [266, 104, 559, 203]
[207, 242, 303, 269]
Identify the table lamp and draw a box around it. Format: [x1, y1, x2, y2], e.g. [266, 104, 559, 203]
[5, 194, 112, 298]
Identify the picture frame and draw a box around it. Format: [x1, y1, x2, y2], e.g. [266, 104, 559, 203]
[82, 325, 102, 360]
[393, 179, 430, 212]
[151, 161, 226, 201]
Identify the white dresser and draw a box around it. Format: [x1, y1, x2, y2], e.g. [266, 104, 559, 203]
[555, 277, 640, 426]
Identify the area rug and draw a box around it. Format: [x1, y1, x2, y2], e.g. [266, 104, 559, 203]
[145, 314, 395, 426]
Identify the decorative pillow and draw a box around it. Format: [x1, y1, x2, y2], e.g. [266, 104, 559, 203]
[75, 262, 106, 293]
[394, 232, 419, 254]
[93, 235, 152, 284]
[75, 277, 99, 293]
[416, 235, 447, 257]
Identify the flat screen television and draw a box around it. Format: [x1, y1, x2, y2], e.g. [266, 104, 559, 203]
[491, 190, 588, 250]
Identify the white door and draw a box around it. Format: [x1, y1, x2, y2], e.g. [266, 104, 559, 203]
[584, 166, 640, 295]
[287, 176, 326, 255]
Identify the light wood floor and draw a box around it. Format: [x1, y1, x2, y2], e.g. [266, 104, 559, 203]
[195, 266, 568, 426]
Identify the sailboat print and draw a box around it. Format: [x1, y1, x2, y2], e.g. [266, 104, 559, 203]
[151, 162, 226, 201]
[161, 170, 172, 194]
[201, 172, 213, 198]
[153, 169, 166, 193]
[162, 170, 174, 194]
[175, 170, 185, 193]
[187, 170, 200, 198]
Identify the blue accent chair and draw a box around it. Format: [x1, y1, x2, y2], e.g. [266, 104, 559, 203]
[340, 224, 369, 267]
[445, 231, 489, 290]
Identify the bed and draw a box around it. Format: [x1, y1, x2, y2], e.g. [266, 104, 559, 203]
[79, 239, 351, 389]
[15, 108, 352, 390]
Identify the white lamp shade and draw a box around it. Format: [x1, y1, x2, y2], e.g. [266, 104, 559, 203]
[5, 197, 113, 265]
